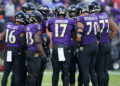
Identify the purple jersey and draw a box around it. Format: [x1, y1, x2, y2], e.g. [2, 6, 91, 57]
[77, 14, 98, 45]
[5, 22, 25, 48]
[97, 13, 110, 43]
[70, 38, 76, 48]
[25, 24, 42, 50]
[47, 17, 75, 46]
[41, 20, 47, 33]
[70, 18, 76, 48]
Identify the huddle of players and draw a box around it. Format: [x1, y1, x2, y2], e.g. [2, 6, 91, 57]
[0, 1, 118, 86]
[0, 3, 49, 86]
[68, 1, 118, 86]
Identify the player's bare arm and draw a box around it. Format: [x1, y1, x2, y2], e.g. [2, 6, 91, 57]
[97, 24, 101, 44]
[109, 18, 119, 40]
[35, 31, 46, 56]
[71, 25, 76, 40]
[0, 31, 5, 41]
[76, 22, 84, 42]
[46, 27, 53, 48]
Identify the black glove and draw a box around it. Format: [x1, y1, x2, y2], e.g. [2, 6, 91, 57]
[42, 56, 49, 63]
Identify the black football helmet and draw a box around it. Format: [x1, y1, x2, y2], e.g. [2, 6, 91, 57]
[53, 4, 58, 17]
[24, 13, 30, 25]
[68, 4, 76, 18]
[76, 2, 89, 16]
[89, 1, 101, 13]
[29, 10, 43, 24]
[42, 33, 50, 48]
[22, 2, 35, 13]
[14, 11, 26, 25]
[37, 5, 50, 20]
[53, 4, 67, 17]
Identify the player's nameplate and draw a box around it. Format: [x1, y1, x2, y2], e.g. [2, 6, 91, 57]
[58, 48, 65, 61]
[6, 51, 12, 62]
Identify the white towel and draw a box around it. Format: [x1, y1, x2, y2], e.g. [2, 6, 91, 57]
[6, 51, 12, 62]
[58, 48, 65, 61]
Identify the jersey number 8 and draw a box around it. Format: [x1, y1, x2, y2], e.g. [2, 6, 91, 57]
[26, 32, 34, 45]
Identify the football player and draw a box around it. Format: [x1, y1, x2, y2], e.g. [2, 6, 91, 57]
[37, 5, 51, 86]
[0, 11, 27, 86]
[37, 5, 51, 33]
[46, 4, 75, 86]
[25, 10, 48, 86]
[22, 2, 35, 25]
[68, 4, 81, 86]
[22, 2, 35, 13]
[68, 5, 76, 19]
[11, 3, 35, 86]
[76, 3, 100, 86]
[89, 1, 118, 86]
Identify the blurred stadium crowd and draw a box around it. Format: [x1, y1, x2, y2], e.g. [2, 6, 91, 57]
[0, 0, 120, 70]
[0, 0, 120, 28]
[0, 0, 120, 29]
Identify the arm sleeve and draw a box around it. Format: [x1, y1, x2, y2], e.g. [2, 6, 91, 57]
[19, 25, 27, 49]
[19, 25, 25, 33]
[20, 36, 27, 49]
[48, 24, 52, 32]
[46, 20, 52, 32]
[71, 19, 76, 33]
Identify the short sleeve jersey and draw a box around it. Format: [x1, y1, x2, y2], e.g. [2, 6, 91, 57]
[5, 22, 25, 48]
[25, 24, 42, 50]
[47, 17, 75, 46]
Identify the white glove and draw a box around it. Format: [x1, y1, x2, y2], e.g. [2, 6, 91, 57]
[49, 48, 53, 58]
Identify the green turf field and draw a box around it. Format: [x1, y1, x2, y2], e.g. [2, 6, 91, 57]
[0, 71, 120, 86]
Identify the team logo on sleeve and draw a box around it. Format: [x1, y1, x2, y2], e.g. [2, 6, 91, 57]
[77, 18, 80, 22]
[46, 22, 48, 27]
[38, 25, 41, 30]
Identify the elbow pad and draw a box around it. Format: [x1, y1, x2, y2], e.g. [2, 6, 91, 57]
[76, 27, 84, 30]
[35, 42, 42, 45]
[76, 27, 83, 35]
